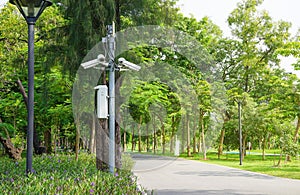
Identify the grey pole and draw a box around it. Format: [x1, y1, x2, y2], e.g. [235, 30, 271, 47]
[26, 19, 35, 174]
[9, 0, 53, 175]
[107, 25, 115, 173]
[238, 101, 242, 166]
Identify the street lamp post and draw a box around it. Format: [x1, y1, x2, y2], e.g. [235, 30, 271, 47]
[238, 100, 242, 166]
[9, 0, 52, 174]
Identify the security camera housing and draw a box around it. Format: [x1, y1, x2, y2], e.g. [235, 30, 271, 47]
[81, 54, 108, 69]
[118, 57, 141, 71]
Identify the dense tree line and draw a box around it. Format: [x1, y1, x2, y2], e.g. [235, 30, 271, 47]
[0, 0, 299, 170]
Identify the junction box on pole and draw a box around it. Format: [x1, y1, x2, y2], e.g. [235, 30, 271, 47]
[94, 85, 108, 119]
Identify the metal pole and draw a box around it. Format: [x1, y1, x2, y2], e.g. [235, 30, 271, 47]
[108, 25, 115, 174]
[238, 101, 242, 166]
[26, 20, 35, 174]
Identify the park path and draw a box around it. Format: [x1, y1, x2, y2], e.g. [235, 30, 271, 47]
[131, 153, 300, 195]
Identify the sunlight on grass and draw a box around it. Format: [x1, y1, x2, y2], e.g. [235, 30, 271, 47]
[180, 151, 300, 180]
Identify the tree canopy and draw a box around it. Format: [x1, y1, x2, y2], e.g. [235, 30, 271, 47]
[0, 0, 299, 167]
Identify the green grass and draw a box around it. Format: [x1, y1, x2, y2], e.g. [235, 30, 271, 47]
[0, 152, 144, 194]
[180, 151, 300, 180]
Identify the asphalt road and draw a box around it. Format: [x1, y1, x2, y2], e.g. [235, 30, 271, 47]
[131, 154, 300, 195]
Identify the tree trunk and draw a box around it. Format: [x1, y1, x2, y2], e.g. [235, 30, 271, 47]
[193, 133, 196, 154]
[170, 133, 174, 154]
[122, 117, 127, 152]
[242, 134, 247, 158]
[0, 136, 23, 160]
[218, 129, 225, 159]
[75, 117, 80, 161]
[162, 123, 165, 155]
[262, 137, 266, 160]
[218, 111, 230, 159]
[44, 129, 52, 153]
[131, 124, 135, 152]
[115, 120, 122, 170]
[277, 148, 283, 167]
[16, 78, 40, 154]
[187, 114, 191, 157]
[152, 117, 156, 154]
[244, 66, 250, 92]
[157, 115, 166, 155]
[170, 116, 175, 154]
[53, 128, 57, 154]
[89, 114, 96, 154]
[96, 118, 109, 171]
[198, 130, 202, 153]
[115, 72, 123, 170]
[181, 115, 185, 153]
[0, 118, 23, 160]
[16, 79, 28, 109]
[33, 126, 40, 154]
[146, 123, 150, 152]
[201, 116, 206, 160]
[294, 114, 300, 143]
[123, 128, 127, 152]
[138, 116, 142, 152]
[115, 0, 121, 31]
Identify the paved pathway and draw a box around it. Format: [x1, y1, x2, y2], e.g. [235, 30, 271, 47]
[131, 154, 300, 195]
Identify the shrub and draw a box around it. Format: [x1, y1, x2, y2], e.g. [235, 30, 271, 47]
[0, 153, 143, 194]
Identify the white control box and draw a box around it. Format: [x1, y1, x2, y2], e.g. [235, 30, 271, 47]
[94, 85, 108, 119]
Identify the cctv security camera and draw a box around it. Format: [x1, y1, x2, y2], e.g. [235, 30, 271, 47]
[118, 58, 141, 71]
[81, 54, 108, 69]
[97, 54, 106, 62]
[118, 57, 125, 64]
[81, 58, 99, 69]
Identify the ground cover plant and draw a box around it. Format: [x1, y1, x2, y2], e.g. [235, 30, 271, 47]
[0, 153, 143, 194]
[180, 151, 300, 180]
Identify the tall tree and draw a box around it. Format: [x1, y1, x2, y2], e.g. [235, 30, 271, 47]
[214, 0, 296, 156]
[0, 4, 68, 157]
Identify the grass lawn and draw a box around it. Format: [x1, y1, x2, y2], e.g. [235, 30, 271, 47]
[180, 151, 300, 180]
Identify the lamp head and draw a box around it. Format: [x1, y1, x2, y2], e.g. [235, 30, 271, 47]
[9, 0, 52, 22]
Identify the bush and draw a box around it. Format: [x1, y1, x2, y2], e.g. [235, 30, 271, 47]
[0, 153, 143, 194]
[121, 153, 136, 171]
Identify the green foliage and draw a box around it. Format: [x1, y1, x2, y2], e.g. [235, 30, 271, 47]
[0, 153, 143, 194]
[128, 80, 178, 124]
[120, 0, 180, 28]
[0, 123, 15, 139]
[275, 122, 299, 157]
[58, 0, 115, 76]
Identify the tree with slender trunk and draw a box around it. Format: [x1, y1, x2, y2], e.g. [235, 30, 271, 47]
[138, 116, 143, 152]
[186, 114, 191, 157]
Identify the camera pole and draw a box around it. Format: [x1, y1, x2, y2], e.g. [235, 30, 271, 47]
[107, 24, 116, 174]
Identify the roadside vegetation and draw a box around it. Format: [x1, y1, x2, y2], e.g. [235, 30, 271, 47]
[0, 152, 142, 194]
